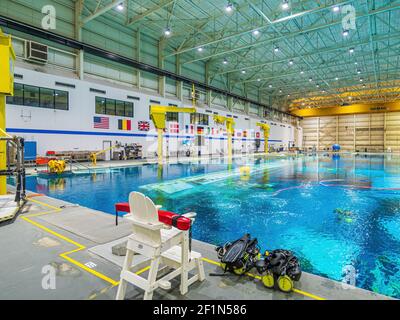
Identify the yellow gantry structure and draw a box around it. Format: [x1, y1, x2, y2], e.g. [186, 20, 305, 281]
[213, 115, 235, 160]
[256, 123, 270, 154]
[0, 29, 16, 195]
[291, 101, 400, 118]
[150, 105, 196, 164]
[90, 143, 121, 166]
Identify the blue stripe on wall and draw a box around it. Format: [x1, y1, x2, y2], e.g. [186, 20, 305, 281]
[6, 128, 282, 143]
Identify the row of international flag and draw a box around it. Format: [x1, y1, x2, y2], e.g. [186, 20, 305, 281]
[94, 117, 149, 131]
[94, 117, 261, 138]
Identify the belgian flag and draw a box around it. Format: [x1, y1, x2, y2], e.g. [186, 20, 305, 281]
[118, 119, 131, 131]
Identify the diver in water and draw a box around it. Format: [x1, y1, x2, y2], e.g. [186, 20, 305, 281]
[334, 208, 354, 223]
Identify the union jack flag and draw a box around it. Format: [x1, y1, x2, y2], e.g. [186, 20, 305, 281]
[93, 116, 109, 129]
[138, 121, 150, 131]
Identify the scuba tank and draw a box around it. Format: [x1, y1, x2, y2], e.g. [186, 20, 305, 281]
[213, 235, 302, 293]
[214, 234, 260, 275]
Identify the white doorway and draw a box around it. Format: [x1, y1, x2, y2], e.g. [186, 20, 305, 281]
[102, 140, 112, 161]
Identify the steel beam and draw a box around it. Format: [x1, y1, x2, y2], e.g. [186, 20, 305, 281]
[0, 15, 296, 118]
[81, 0, 124, 25]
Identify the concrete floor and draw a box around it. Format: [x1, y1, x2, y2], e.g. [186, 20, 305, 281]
[0, 193, 393, 300]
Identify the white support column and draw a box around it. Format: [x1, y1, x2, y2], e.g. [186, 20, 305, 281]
[353, 114, 356, 151]
[75, 0, 84, 80]
[227, 74, 233, 111]
[205, 61, 211, 107]
[336, 116, 339, 144]
[176, 55, 183, 101]
[317, 117, 320, 151]
[384, 112, 387, 151]
[136, 29, 141, 89]
[158, 41, 166, 97]
[243, 84, 249, 115]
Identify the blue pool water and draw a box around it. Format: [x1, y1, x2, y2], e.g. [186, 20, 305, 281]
[22, 154, 400, 298]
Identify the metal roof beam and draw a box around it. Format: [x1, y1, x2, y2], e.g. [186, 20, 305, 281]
[182, 2, 400, 65]
[165, 0, 353, 58]
[126, 0, 176, 26]
[81, 0, 124, 25]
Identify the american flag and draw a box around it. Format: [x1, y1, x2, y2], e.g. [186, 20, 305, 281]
[138, 121, 150, 131]
[93, 116, 109, 129]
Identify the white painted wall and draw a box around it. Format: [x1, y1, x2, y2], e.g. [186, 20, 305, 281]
[6, 67, 298, 158]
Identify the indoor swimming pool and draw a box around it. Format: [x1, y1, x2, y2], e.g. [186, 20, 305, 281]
[22, 154, 400, 298]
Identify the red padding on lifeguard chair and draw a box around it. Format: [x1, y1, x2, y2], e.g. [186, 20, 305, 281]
[114, 203, 191, 231]
[158, 210, 192, 231]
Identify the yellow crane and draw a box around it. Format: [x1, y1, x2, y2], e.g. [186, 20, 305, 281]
[150, 105, 196, 164]
[90, 143, 122, 166]
[0, 29, 16, 195]
[213, 115, 235, 159]
[256, 123, 271, 154]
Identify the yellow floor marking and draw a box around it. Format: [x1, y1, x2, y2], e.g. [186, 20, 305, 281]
[202, 257, 326, 300]
[23, 199, 326, 300]
[293, 288, 325, 301]
[23, 198, 119, 286]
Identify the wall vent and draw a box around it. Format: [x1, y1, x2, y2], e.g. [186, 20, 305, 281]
[25, 41, 48, 64]
[127, 95, 140, 101]
[55, 81, 76, 89]
[90, 88, 106, 94]
[14, 74, 23, 79]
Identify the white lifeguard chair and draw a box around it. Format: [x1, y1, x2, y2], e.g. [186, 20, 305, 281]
[116, 192, 205, 300]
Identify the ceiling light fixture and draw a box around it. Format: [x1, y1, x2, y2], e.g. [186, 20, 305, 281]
[274, 46, 280, 52]
[282, 0, 290, 11]
[164, 28, 171, 36]
[289, 59, 294, 65]
[116, 3, 124, 11]
[197, 47, 203, 52]
[342, 29, 349, 37]
[225, 2, 233, 12]
[333, 6, 340, 13]
[253, 29, 260, 36]
[241, 70, 246, 74]
[349, 48, 354, 54]
[223, 58, 228, 65]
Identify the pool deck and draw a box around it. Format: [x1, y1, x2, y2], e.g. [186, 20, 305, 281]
[0, 191, 393, 300]
[25, 152, 292, 175]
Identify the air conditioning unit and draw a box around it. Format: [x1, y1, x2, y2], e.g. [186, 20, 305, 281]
[25, 41, 48, 63]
